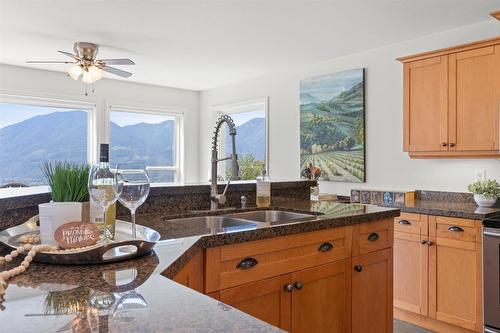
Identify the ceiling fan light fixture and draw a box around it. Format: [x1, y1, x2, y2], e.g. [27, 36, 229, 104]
[88, 65, 104, 81]
[67, 64, 82, 80]
[81, 70, 94, 84]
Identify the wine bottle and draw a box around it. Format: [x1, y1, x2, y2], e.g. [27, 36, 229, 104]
[95, 143, 116, 240]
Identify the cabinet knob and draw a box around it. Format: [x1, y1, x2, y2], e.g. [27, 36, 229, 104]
[421, 239, 428, 245]
[427, 240, 434, 246]
[448, 143, 455, 147]
[293, 281, 303, 290]
[354, 265, 363, 272]
[284, 284, 294, 292]
[318, 242, 334, 252]
[236, 257, 258, 270]
[441, 142, 448, 147]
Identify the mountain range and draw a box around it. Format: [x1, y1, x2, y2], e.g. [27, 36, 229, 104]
[0, 110, 265, 185]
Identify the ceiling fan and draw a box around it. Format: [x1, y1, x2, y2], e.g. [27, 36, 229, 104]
[26, 42, 135, 94]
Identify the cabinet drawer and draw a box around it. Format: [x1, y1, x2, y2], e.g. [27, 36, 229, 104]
[430, 216, 480, 243]
[205, 226, 353, 292]
[358, 219, 394, 255]
[394, 213, 428, 235]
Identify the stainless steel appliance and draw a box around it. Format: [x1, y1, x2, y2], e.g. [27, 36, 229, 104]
[483, 217, 500, 333]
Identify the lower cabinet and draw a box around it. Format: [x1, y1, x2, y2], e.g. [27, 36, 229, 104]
[393, 213, 483, 333]
[352, 248, 393, 333]
[218, 259, 352, 333]
[290, 259, 351, 333]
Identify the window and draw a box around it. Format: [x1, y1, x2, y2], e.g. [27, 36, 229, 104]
[0, 101, 90, 187]
[109, 107, 182, 184]
[215, 98, 268, 181]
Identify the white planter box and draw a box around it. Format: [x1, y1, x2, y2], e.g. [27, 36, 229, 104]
[39, 202, 83, 245]
[473, 194, 497, 207]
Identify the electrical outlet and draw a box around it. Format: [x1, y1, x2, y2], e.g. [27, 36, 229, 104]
[474, 169, 486, 181]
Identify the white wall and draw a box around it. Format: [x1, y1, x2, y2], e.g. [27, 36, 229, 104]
[0, 64, 200, 183]
[200, 21, 500, 195]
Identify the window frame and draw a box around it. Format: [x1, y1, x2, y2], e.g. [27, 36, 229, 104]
[211, 97, 269, 180]
[107, 103, 184, 185]
[0, 92, 96, 193]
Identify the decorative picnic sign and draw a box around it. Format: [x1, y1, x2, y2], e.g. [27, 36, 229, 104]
[54, 222, 99, 249]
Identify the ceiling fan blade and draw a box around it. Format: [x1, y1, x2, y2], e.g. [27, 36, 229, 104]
[102, 66, 132, 78]
[98, 58, 135, 65]
[57, 50, 81, 60]
[26, 61, 73, 64]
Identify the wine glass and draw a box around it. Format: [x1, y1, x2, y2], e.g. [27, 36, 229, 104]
[88, 163, 121, 241]
[116, 163, 150, 240]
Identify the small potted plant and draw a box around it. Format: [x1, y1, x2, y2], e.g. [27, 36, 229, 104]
[39, 162, 90, 245]
[467, 179, 500, 207]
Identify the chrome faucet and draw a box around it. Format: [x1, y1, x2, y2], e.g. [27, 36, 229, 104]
[210, 115, 239, 210]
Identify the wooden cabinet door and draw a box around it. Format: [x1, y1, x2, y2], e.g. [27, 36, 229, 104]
[448, 45, 500, 151]
[428, 236, 483, 331]
[219, 274, 291, 331]
[290, 259, 351, 333]
[352, 248, 393, 333]
[404, 56, 449, 152]
[393, 231, 428, 315]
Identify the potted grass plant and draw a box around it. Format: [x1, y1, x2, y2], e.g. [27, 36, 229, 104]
[467, 179, 500, 207]
[39, 162, 90, 245]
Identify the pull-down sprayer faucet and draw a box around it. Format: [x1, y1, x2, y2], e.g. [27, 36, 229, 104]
[210, 115, 239, 210]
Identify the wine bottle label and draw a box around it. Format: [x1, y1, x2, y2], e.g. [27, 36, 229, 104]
[99, 143, 109, 162]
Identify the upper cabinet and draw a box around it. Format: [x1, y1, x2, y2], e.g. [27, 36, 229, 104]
[398, 37, 500, 158]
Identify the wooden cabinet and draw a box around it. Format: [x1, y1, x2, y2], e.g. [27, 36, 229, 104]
[172, 247, 203, 292]
[394, 230, 428, 315]
[352, 248, 393, 333]
[393, 214, 483, 333]
[218, 274, 291, 331]
[428, 216, 483, 332]
[290, 260, 351, 333]
[399, 37, 500, 158]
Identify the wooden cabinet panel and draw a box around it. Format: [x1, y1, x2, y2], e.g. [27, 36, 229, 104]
[394, 213, 428, 235]
[429, 216, 483, 332]
[352, 248, 393, 333]
[449, 45, 500, 151]
[290, 259, 351, 333]
[172, 247, 203, 292]
[358, 218, 393, 255]
[393, 231, 428, 315]
[404, 56, 448, 152]
[219, 274, 291, 331]
[205, 226, 353, 292]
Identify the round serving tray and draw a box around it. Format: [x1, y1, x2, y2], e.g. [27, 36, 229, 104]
[0, 218, 161, 265]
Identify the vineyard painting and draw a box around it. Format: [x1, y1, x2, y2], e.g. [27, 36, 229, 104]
[300, 68, 365, 183]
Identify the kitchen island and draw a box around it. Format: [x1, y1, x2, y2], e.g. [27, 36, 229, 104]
[0, 199, 399, 332]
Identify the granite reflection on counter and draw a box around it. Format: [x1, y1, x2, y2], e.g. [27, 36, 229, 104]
[380, 190, 500, 219]
[0, 241, 281, 333]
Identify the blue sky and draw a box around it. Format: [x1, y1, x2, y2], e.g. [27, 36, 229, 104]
[300, 68, 363, 104]
[0, 103, 69, 129]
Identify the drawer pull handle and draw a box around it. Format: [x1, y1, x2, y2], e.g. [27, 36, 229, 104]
[284, 284, 294, 292]
[448, 226, 464, 232]
[318, 242, 334, 252]
[354, 265, 363, 272]
[294, 281, 303, 290]
[399, 220, 411, 225]
[236, 257, 258, 270]
[368, 233, 380, 241]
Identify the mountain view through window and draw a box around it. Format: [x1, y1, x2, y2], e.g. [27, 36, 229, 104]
[224, 110, 266, 180]
[0, 103, 88, 186]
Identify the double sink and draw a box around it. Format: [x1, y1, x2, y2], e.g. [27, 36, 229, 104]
[168, 210, 317, 234]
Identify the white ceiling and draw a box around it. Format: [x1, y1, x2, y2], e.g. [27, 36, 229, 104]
[0, 0, 499, 91]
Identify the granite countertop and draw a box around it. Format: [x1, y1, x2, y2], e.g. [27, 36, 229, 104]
[0, 199, 399, 332]
[380, 200, 500, 220]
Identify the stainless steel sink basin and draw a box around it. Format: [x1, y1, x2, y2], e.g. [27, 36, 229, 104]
[166, 216, 259, 234]
[223, 210, 316, 224]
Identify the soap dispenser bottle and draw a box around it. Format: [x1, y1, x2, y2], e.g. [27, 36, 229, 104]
[256, 169, 271, 207]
